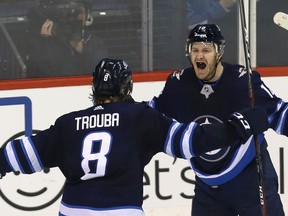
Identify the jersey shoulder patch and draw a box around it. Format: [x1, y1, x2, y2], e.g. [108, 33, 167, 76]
[170, 69, 184, 80]
[238, 66, 248, 78]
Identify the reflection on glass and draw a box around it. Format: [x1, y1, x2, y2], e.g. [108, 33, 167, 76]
[25, 0, 108, 78]
[257, 0, 288, 67]
[0, 0, 287, 80]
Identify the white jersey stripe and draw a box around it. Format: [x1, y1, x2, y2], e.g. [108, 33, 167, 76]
[4, 141, 22, 172]
[164, 122, 181, 156]
[21, 137, 43, 172]
[275, 104, 288, 134]
[181, 122, 197, 158]
[193, 136, 252, 180]
[59, 202, 144, 216]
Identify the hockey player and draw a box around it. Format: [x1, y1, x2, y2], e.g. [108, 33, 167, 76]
[149, 24, 285, 215]
[0, 58, 268, 216]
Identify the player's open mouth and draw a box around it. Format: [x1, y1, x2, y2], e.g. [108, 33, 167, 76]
[196, 62, 207, 69]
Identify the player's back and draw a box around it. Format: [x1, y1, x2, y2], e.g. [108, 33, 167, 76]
[31, 100, 166, 211]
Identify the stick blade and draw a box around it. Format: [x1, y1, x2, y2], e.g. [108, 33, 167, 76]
[273, 12, 288, 30]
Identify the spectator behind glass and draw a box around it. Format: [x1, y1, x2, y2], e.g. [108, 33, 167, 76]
[186, 0, 236, 30]
[26, 0, 108, 78]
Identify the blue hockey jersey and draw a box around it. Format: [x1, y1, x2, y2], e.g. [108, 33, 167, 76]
[150, 62, 287, 186]
[0, 100, 243, 215]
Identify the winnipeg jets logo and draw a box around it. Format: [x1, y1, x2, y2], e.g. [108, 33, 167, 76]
[200, 118, 211, 125]
[200, 84, 214, 99]
[171, 70, 184, 80]
[238, 67, 252, 78]
[239, 67, 247, 77]
[193, 115, 230, 162]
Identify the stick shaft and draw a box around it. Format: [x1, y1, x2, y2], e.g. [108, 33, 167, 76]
[238, 1, 267, 215]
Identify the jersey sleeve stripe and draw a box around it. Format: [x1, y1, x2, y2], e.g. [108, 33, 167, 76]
[19, 139, 35, 172]
[191, 135, 264, 186]
[164, 122, 182, 157]
[21, 137, 43, 172]
[192, 137, 253, 183]
[4, 141, 24, 173]
[268, 99, 283, 124]
[148, 99, 155, 108]
[181, 122, 197, 158]
[275, 103, 288, 134]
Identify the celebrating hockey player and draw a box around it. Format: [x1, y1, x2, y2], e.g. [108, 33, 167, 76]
[149, 24, 285, 215]
[0, 58, 268, 216]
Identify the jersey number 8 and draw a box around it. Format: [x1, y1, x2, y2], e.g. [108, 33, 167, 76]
[81, 132, 112, 180]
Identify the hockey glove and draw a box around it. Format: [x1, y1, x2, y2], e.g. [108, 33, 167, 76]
[228, 107, 269, 143]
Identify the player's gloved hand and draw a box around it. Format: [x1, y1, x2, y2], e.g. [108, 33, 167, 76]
[228, 107, 269, 143]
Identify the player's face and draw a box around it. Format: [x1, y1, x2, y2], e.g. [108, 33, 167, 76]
[190, 42, 219, 81]
[77, 6, 87, 26]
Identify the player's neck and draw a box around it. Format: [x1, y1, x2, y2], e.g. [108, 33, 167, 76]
[214, 63, 224, 81]
[205, 63, 223, 83]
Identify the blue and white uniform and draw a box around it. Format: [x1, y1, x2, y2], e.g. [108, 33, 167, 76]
[150, 62, 286, 215]
[0, 100, 243, 216]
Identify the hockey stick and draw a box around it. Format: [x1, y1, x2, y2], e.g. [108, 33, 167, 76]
[238, 1, 267, 215]
[273, 12, 288, 30]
